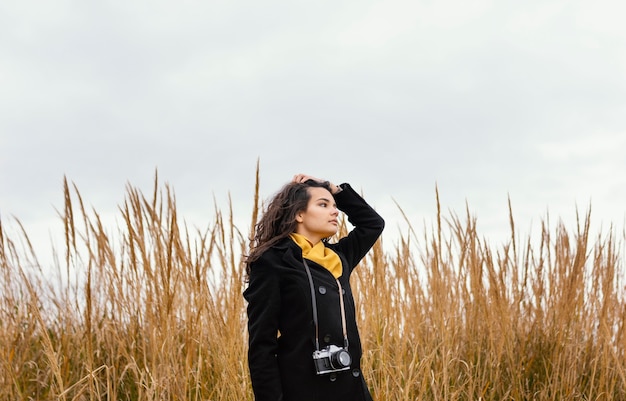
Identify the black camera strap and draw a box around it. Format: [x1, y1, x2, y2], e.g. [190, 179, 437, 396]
[302, 259, 349, 352]
[303, 259, 321, 351]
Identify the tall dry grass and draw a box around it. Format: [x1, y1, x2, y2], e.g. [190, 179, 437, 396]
[1, 173, 625, 400]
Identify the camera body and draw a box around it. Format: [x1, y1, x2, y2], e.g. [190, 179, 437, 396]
[312, 344, 352, 375]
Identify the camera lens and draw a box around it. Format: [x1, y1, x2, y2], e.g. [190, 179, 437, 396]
[332, 349, 351, 368]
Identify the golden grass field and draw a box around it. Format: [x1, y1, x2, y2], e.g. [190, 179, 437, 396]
[1, 172, 625, 400]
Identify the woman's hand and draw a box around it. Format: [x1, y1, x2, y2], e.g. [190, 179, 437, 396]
[292, 174, 341, 194]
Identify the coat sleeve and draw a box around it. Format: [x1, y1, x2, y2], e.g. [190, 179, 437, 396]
[332, 183, 385, 271]
[243, 256, 283, 401]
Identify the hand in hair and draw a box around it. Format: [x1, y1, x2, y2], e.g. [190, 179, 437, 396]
[292, 174, 341, 194]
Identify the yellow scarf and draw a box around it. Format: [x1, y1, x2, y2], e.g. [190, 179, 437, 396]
[289, 233, 343, 278]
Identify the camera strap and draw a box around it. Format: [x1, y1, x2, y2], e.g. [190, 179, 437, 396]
[302, 259, 350, 352]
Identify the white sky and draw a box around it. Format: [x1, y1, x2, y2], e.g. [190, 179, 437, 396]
[2, 0, 626, 264]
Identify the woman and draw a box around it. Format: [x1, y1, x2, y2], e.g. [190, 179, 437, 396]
[244, 174, 385, 401]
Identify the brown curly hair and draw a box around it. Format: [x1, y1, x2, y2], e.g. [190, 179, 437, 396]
[245, 179, 333, 270]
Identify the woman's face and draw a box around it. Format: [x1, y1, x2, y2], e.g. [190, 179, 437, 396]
[295, 186, 339, 244]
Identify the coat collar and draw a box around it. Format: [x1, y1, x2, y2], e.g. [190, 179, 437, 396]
[274, 237, 303, 267]
[273, 237, 350, 281]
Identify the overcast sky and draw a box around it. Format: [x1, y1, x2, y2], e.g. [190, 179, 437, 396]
[2, 0, 626, 263]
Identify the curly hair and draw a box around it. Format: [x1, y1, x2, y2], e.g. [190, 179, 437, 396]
[245, 179, 333, 269]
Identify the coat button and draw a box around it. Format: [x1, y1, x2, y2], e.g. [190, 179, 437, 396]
[323, 334, 332, 343]
[318, 286, 326, 294]
[352, 369, 360, 377]
[329, 373, 337, 382]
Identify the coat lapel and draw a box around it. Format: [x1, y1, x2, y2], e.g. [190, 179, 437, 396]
[276, 237, 304, 268]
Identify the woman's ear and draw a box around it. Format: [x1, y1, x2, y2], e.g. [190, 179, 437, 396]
[295, 212, 303, 223]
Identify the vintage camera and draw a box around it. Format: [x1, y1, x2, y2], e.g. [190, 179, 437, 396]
[312, 345, 352, 375]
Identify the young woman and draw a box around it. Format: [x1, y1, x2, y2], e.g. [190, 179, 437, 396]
[244, 174, 385, 401]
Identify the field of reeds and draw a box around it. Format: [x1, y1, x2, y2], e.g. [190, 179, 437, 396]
[1, 172, 625, 400]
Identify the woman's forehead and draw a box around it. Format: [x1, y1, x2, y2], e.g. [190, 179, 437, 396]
[306, 186, 334, 201]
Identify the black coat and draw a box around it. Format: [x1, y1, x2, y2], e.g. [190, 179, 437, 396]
[244, 183, 385, 401]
